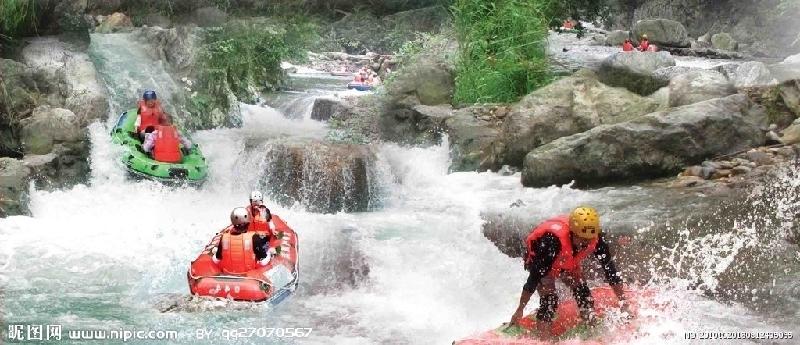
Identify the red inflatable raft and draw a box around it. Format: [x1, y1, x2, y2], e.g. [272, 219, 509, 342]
[187, 215, 299, 304]
[454, 286, 654, 345]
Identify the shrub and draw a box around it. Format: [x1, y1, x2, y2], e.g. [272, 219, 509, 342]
[452, 0, 552, 104]
[187, 17, 316, 126]
[0, 0, 36, 40]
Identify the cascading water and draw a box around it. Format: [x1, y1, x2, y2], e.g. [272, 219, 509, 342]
[1, 31, 798, 345]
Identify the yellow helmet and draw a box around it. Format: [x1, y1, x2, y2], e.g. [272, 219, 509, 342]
[569, 206, 601, 239]
[641, 34, 648, 39]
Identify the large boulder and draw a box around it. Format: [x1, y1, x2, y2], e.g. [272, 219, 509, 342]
[311, 97, 348, 121]
[521, 95, 766, 187]
[668, 70, 734, 107]
[731, 61, 777, 89]
[135, 26, 203, 73]
[0, 59, 42, 157]
[500, 70, 659, 167]
[95, 12, 133, 33]
[386, 57, 454, 106]
[254, 140, 382, 213]
[21, 37, 109, 124]
[781, 119, 800, 144]
[20, 106, 85, 155]
[711, 32, 738, 51]
[605, 30, 630, 46]
[631, 19, 690, 47]
[0, 158, 31, 217]
[651, 65, 701, 83]
[444, 106, 504, 171]
[597, 51, 676, 95]
[779, 79, 800, 117]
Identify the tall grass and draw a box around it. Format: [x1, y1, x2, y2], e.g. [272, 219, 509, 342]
[452, 0, 551, 104]
[0, 0, 36, 40]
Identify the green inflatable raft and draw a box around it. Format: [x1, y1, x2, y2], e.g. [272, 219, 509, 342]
[111, 109, 208, 184]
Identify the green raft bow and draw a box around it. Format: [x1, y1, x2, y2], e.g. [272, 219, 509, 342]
[110, 109, 208, 184]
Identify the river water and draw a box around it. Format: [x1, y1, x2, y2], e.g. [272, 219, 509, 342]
[0, 32, 798, 345]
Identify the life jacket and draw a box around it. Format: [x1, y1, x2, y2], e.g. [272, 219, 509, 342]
[152, 125, 182, 163]
[219, 232, 257, 275]
[137, 100, 164, 133]
[563, 20, 574, 29]
[646, 44, 658, 52]
[524, 215, 599, 278]
[622, 42, 634, 52]
[638, 40, 650, 52]
[247, 205, 270, 233]
[354, 75, 363, 83]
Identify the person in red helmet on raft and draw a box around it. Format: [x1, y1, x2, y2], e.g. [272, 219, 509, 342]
[509, 206, 630, 339]
[135, 90, 169, 135]
[212, 208, 272, 274]
[246, 190, 274, 233]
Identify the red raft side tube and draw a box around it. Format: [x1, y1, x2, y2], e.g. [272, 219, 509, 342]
[187, 215, 299, 303]
[454, 286, 656, 345]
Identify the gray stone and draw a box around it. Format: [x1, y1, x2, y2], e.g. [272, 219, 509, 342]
[20, 106, 84, 155]
[713, 63, 741, 80]
[711, 33, 738, 51]
[780, 120, 800, 144]
[668, 70, 734, 107]
[732, 62, 777, 88]
[745, 150, 775, 166]
[731, 165, 752, 175]
[521, 95, 765, 187]
[632, 19, 690, 47]
[21, 37, 109, 124]
[0, 158, 31, 217]
[605, 30, 630, 46]
[445, 109, 502, 171]
[597, 51, 677, 95]
[386, 57, 454, 106]
[96, 12, 133, 33]
[311, 97, 347, 121]
[501, 69, 659, 167]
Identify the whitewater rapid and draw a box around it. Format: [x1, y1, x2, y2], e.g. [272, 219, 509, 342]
[1, 32, 799, 345]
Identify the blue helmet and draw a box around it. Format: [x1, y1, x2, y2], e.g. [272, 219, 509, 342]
[143, 90, 157, 100]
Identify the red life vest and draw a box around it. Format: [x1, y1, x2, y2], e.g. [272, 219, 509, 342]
[137, 100, 164, 133]
[622, 42, 634, 52]
[152, 125, 182, 163]
[638, 40, 650, 52]
[247, 205, 270, 233]
[525, 215, 598, 278]
[219, 232, 257, 275]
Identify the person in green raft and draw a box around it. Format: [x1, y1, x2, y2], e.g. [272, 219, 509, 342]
[510, 206, 630, 340]
[142, 116, 193, 163]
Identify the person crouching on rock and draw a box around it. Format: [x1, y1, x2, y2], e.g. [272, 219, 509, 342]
[247, 190, 274, 233]
[212, 208, 272, 274]
[509, 206, 630, 339]
[142, 116, 193, 163]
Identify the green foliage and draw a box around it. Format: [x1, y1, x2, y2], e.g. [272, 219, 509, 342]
[0, 0, 36, 40]
[188, 17, 316, 124]
[452, 0, 552, 104]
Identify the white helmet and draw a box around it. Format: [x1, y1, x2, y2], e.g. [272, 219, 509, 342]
[230, 207, 250, 230]
[249, 190, 264, 206]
